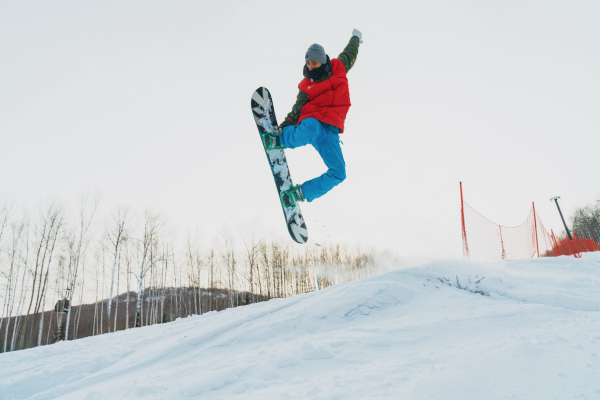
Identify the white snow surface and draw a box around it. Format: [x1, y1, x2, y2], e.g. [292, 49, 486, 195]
[2, 254, 600, 399]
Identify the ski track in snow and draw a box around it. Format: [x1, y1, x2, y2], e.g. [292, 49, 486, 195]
[2, 254, 600, 399]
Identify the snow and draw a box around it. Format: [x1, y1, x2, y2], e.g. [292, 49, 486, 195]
[2, 254, 600, 399]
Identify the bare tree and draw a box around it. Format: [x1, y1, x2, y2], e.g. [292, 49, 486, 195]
[36, 207, 64, 346]
[0, 196, 13, 249]
[1, 220, 25, 352]
[124, 239, 134, 329]
[185, 231, 203, 316]
[133, 211, 165, 328]
[259, 241, 271, 300]
[16, 207, 51, 349]
[218, 228, 236, 308]
[16, 202, 63, 349]
[241, 223, 263, 304]
[10, 228, 30, 351]
[64, 194, 99, 342]
[113, 247, 122, 332]
[105, 206, 129, 333]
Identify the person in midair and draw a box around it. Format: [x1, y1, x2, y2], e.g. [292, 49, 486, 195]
[263, 29, 362, 207]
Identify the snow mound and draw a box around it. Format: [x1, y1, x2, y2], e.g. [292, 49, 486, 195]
[2, 253, 600, 399]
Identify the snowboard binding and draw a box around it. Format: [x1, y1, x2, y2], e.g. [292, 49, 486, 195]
[280, 185, 305, 208]
[262, 131, 286, 150]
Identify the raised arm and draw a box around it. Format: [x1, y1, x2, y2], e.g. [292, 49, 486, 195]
[337, 30, 362, 73]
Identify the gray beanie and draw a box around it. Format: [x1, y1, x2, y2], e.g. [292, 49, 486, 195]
[305, 43, 327, 64]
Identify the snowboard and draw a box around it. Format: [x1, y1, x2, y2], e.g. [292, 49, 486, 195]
[251, 87, 308, 244]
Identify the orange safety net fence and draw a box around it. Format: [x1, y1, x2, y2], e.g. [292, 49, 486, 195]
[460, 183, 600, 261]
[529, 215, 598, 258]
[546, 232, 600, 258]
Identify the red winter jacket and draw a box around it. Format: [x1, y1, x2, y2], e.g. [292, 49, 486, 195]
[297, 58, 351, 133]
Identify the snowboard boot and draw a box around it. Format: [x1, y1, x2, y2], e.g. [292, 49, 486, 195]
[262, 131, 286, 150]
[280, 184, 305, 208]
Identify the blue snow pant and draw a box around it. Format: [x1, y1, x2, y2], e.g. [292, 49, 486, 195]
[280, 117, 346, 202]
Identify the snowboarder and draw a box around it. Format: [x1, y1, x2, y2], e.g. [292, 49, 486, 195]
[262, 29, 363, 207]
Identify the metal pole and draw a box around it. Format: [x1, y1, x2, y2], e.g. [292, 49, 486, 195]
[550, 196, 573, 240]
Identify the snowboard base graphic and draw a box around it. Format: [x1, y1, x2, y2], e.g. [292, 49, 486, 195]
[251, 87, 308, 244]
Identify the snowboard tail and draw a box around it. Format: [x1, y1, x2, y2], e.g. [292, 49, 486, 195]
[251, 87, 308, 244]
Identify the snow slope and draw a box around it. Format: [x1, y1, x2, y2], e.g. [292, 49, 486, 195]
[2, 254, 600, 400]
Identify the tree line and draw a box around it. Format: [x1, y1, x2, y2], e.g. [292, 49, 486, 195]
[570, 200, 600, 244]
[0, 195, 384, 353]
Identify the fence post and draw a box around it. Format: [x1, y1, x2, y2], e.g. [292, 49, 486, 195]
[551, 230, 562, 256]
[460, 182, 470, 258]
[499, 226, 506, 259]
[532, 202, 540, 257]
[572, 232, 582, 258]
